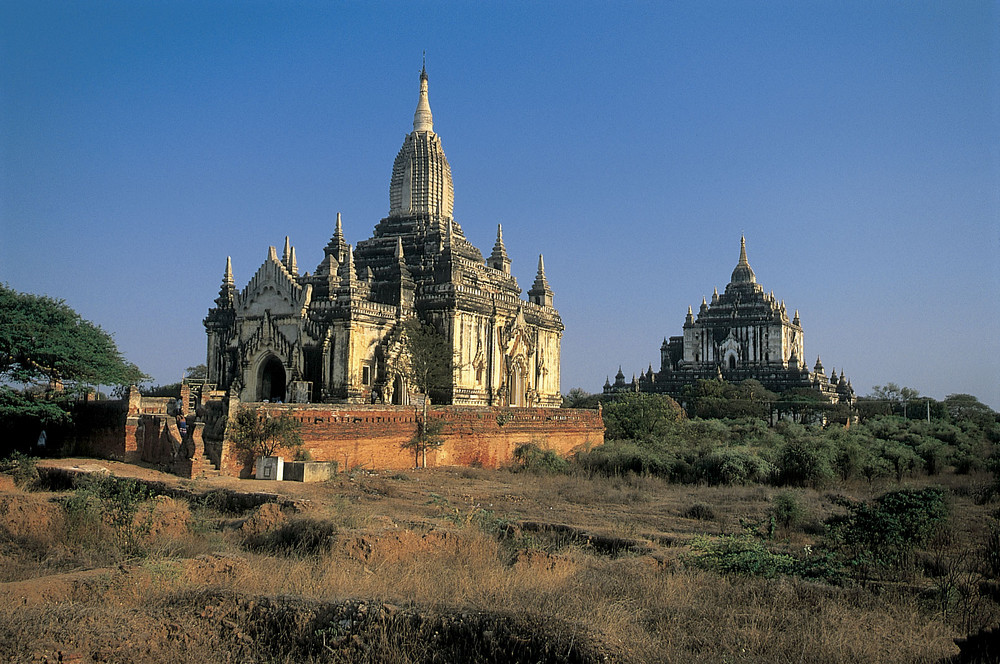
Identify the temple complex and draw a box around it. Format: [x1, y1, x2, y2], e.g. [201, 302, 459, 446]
[205, 66, 563, 408]
[606, 237, 853, 404]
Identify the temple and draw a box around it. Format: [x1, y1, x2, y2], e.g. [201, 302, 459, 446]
[205, 66, 563, 407]
[605, 237, 853, 404]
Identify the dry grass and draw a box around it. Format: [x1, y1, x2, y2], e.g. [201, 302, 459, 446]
[1, 461, 996, 662]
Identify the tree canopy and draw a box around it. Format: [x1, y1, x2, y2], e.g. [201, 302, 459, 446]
[0, 284, 146, 387]
[231, 407, 303, 459]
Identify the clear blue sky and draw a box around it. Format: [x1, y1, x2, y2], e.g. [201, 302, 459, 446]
[2, 2, 998, 408]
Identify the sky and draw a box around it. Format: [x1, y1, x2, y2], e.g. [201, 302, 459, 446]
[2, 1, 998, 408]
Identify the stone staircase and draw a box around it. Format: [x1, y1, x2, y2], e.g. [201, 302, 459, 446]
[189, 450, 222, 479]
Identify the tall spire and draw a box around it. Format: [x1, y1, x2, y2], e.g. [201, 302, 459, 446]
[325, 212, 348, 261]
[528, 254, 554, 307]
[487, 223, 512, 273]
[215, 256, 236, 308]
[730, 235, 756, 284]
[413, 59, 434, 132]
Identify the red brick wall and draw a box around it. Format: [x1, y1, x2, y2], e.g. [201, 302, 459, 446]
[224, 404, 604, 476]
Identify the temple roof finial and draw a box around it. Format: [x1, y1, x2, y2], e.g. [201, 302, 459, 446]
[487, 223, 511, 273]
[730, 235, 757, 284]
[413, 58, 433, 132]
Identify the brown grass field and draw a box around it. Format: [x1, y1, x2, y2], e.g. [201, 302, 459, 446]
[0, 458, 997, 663]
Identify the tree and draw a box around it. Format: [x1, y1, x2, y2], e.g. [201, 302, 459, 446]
[400, 318, 453, 408]
[185, 364, 208, 379]
[0, 284, 147, 387]
[561, 387, 601, 409]
[867, 383, 922, 418]
[231, 407, 303, 460]
[398, 318, 453, 467]
[942, 393, 997, 429]
[401, 417, 445, 469]
[602, 392, 685, 441]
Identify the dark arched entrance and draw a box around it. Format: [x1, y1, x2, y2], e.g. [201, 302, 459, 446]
[728, 355, 737, 370]
[259, 357, 286, 402]
[391, 374, 406, 405]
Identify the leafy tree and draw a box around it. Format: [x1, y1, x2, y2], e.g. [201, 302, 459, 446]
[775, 388, 829, 424]
[601, 392, 685, 441]
[0, 284, 147, 387]
[185, 364, 209, 379]
[232, 407, 303, 460]
[400, 317, 452, 412]
[942, 393, 998, 430]
[398, 318, 454, 467]
[561, 387, 601, 409]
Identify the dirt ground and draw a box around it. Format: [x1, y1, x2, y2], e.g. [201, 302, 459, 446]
[1, 458, 995, 663]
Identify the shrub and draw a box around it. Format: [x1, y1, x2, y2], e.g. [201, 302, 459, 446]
[0, 451, 39, 489]
[573, 441, 676, 478]
[513, 443, 570, 474]
[64, 474, 155, 557]
[695, 447, 773, 485]
[825, 487, 948, 580]
[245, 517, 338, 555]
[771, 491, 805, 530]
[775, 438, 834, 487]
[682, 503, 716, 521]
[686, 534, 796, 578]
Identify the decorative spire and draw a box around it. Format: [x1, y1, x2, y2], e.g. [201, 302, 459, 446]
[395, 236, 404, 261]
[413, 59, 434, 132]
[215, 256, 236, 308]
[288, 246, 298, 276]
[340, 245, 357, 286]
[528, 254, 554, 307]
[282, 236, 291, 265]
[487, 223, 511, 273]
[730, 235, 757, 284]
[267, 245, 279, 262]
[324, 212, 348, 262]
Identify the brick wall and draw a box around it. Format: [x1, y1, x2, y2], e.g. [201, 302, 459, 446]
[224, 403, 604, 477]
[70, 393, 604, 479]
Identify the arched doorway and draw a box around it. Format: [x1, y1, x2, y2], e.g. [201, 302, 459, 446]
[391, 374, 406, 405]
[728, 355, 737, 370]
[259, 356, 286, 402]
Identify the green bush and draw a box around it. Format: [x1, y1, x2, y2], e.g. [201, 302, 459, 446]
[771, 491, 805, 530]
[687, 534, 796, 578]
[513, 443, 569, 474]
[64, 474, 155, 557]
[695, 447, 773, 485]
[0, 451, 39, 489]
[573, 440, 676, 478]
[774, 438, 834, 487]
[825, 487, 948, 579]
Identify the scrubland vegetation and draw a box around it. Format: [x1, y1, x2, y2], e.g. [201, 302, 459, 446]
[1, 384, 998, 663]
